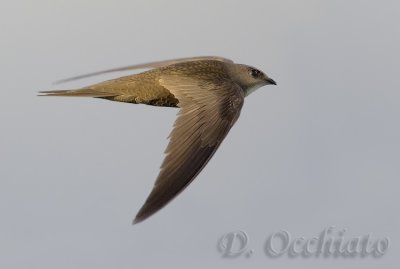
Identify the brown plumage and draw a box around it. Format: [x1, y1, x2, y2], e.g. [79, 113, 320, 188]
[39, 56, 276, 224]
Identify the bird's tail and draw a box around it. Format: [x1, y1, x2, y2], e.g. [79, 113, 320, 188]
[38, 88, 116, 98]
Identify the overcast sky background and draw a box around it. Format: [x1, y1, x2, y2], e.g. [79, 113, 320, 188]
[1, 1, 399, 268]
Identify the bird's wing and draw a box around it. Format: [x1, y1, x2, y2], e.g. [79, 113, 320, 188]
[133, 75, 244, 223]
[54, 56, 234, 84]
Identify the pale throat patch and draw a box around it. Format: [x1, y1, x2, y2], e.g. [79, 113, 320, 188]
[244, 85, 263, 96]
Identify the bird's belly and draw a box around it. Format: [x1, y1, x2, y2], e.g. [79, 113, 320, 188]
[102, 92, 179, 107]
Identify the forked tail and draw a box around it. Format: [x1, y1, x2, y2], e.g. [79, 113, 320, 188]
[38, 88, 116, 98]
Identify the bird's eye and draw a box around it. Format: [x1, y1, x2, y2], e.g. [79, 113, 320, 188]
[249, 68, 261, 78]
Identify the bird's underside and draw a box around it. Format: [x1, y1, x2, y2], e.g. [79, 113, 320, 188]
[39, 56, 275, 224]
[40, 70, 180, 107]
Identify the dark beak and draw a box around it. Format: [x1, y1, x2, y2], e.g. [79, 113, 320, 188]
[266, 78, 277, 85]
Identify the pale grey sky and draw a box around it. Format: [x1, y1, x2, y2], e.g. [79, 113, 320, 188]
[1, 1, 399, 268]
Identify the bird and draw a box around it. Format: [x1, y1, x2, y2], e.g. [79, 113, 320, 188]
[39, 56, 276, 224]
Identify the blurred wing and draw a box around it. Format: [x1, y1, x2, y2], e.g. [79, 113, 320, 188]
[54, 56, 234, 84]
[133, 75, 244, 223]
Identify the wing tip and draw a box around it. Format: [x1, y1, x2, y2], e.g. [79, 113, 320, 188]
[132, 207, 152, 225]
[132, 217, 142, 225]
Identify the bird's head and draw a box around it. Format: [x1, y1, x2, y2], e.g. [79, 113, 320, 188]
[228, 64, 276, 96]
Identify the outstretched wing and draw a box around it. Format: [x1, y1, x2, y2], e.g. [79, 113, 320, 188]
[133, 75, 244, 224]
[54, 56, 234, 84]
